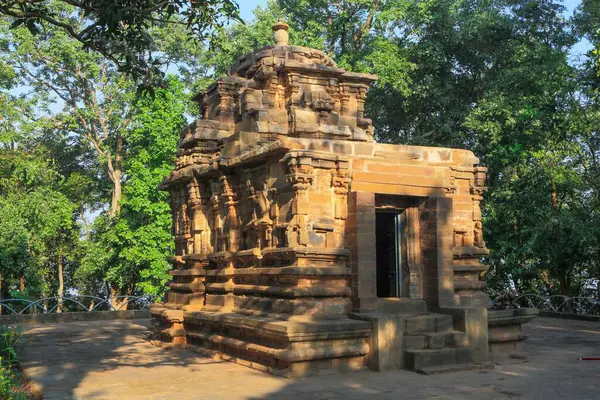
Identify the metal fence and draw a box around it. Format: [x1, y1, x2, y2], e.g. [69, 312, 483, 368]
[1, 293, 598, 316]
[0, 295, 158, 315]
[509, 294, 600, 316]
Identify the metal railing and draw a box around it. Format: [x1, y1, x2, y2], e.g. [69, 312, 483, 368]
[2, 293, 598, 316]
[501, 294, 600, 316]
[0, 295, 158, 315]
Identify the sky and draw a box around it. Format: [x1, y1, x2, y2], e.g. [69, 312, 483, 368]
[239, 0, 267, 21]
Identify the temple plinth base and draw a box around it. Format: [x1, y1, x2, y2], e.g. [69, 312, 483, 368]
[183, 311, 371, 377]
[149, 304, 186, 346]
[487, 308, 538, 360]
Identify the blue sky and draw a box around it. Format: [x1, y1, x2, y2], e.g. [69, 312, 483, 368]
[239, 0, 266, 20]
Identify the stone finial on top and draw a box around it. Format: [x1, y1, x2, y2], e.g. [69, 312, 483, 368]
[272, 22, 289, 46]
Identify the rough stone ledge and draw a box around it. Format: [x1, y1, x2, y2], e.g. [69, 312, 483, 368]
[183, 311, 371, 341]
[416, 362, 494, 375]
[186, 331, 369, 362]
[149, 306, 184, 322]
[231, 284, 352, 298]
[453, 263, 489, 273]
[230, 266, 351, 276]
[453, 280, 487, 291]
[487, 308, 538, 327]
[488, 332, 529, 343]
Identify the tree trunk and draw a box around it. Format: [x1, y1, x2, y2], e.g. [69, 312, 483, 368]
[0, 272, 3, 315]
[109, 285, 129, 311]
[19, 275, 25, 292]
[551, 184, 558, 209]
[539, 270, 554, 294]
[107, 132, 123, 217]
[57, 250, 64, 313]
[109, 171, 122, 217]
[558, 268, 573, 313]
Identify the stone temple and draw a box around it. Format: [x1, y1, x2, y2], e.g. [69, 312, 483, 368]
[150, 23, 536, 376]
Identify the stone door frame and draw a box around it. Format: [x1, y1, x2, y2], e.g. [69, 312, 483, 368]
[346, 191, 455, 313]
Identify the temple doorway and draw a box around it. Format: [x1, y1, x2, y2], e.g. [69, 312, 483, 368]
[376, 210, 409, 298]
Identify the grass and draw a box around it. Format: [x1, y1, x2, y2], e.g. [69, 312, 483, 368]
[0, 326, 31, 400]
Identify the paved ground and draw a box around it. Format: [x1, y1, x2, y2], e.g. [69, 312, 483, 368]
[18, 316, 600, 400]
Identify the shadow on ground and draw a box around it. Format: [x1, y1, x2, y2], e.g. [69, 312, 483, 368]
[17, 317, 600, 400]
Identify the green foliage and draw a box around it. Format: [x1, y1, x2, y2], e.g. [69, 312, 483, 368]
[2, 5, 190, 302]
[0, 326, 23, 368]
[78, 79, 186, 296]
[0, 0, 240, 91]
[0, 119, 80, 298]
[573, 0, 600, 87]
[0, 326, 26, 400]
[0, 363, 14, 400]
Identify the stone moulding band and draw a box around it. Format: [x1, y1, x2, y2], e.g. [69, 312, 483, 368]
[186, 331, 369, 362]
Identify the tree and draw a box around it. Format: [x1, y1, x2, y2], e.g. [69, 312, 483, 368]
[77, 78, 186, 305]
[0, 140, 80, 308]
[0, 0, 240, 88]
[2, 15, 138, 218]
[2, 6, 194, 305]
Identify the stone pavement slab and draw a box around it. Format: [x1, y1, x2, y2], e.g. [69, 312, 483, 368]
[18, 317, 600, 399]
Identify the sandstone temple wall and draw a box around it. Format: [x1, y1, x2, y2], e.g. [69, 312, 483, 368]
[150, 23, 491, 376]
[162, 136, 489, 314]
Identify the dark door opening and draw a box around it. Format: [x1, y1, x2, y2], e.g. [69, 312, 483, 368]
[376, 210, 402, 298]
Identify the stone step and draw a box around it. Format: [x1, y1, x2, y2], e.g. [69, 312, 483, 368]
[376, 298, 427, 314]
[404, 331, 466, 350]
[404, 313, 453, 334]
[405, 348, 473, 371]
[416, 362, 495, 375]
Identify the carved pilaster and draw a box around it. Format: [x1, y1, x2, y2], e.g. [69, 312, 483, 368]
[209, 180, 221, 252]
[219, 174, 240, 252]
[331, 164, 351, 220]
[356, 85, 368, 118]
[170, 186, 192, 256]
[188, 179, 211, 256]
[340, 83, 351, 115]
[470, 166, 488, 246]
[284, 153, 314, 247]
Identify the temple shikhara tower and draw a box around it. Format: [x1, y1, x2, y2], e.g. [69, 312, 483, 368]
[151, 23, 534, 376]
